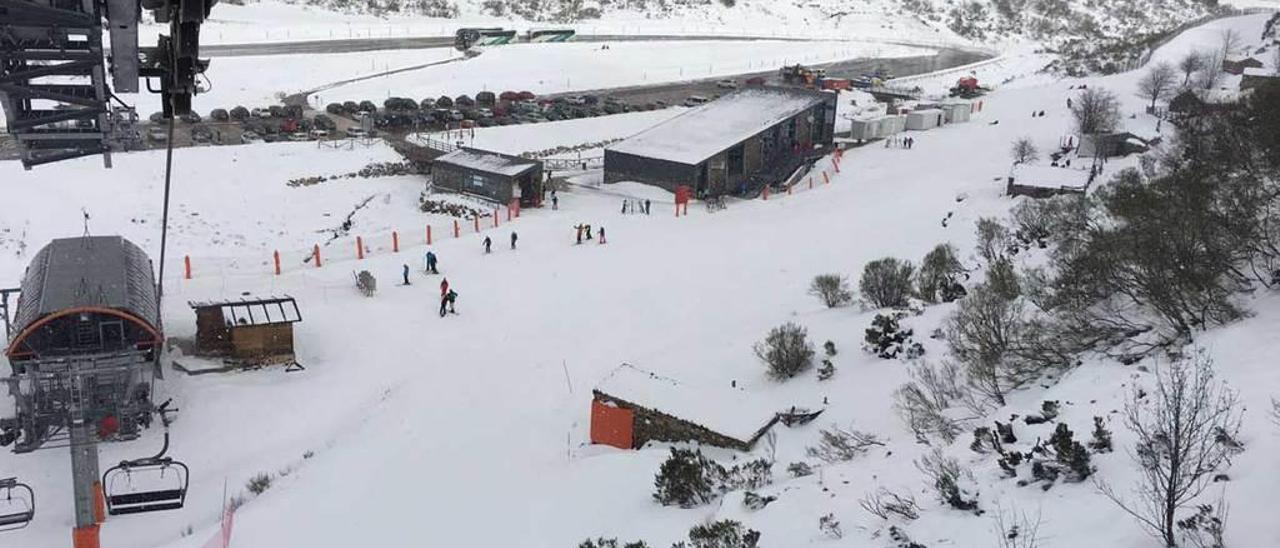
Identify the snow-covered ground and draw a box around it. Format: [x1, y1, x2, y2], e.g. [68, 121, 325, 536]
[135, 0, 970, 48]
[1, 12, 1279, 548]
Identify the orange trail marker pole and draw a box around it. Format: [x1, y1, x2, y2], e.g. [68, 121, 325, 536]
[392, 231, 400, 253]
[356, 236, 364, 260]
[823, 171, 830, 184]
[183, 255, 192, 279]
[314, 245, 322, 267]
[274, 251, 281, 275]
[427, 225, 433, 245]
[454, 220, 461, 238]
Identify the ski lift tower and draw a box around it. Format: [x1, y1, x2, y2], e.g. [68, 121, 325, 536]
[0, 236, 186, 547]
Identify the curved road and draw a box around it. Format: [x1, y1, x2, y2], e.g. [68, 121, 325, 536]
[206, 33, 833, 57]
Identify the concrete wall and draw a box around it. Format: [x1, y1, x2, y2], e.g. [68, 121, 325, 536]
[593, 391, 756, 451]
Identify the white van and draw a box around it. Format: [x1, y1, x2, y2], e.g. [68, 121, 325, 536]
[684, 95, 710, 107]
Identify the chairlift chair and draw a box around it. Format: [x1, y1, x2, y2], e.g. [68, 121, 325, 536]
[102, 430, 190, 516]
[0, 477, 35, 531]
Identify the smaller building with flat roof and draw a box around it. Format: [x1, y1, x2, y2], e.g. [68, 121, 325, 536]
[431, 148, 544, 206]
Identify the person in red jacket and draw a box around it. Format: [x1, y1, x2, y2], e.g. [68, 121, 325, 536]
[440, 277, 449, 298]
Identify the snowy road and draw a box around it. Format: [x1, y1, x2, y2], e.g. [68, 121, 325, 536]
[203, 33, 820, 57]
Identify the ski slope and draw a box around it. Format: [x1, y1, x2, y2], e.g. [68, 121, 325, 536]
[1, 13, 1278, 548]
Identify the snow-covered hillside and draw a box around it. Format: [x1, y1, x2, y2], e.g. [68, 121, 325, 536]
[2, 12, 1280, 548]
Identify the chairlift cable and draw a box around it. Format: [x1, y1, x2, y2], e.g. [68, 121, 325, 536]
[157, 94, 178, 312]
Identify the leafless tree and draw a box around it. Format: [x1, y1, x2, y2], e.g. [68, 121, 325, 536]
[1137, 62, 1178, 110]
[806, 424, 885, 463]
[1197, 50, 1226, 90]
[1071, 87, 1121, 135]
[1271, 397, 1279, 429]
[945, 285, 1044, 407]
[1010, 137, 1039, 165]
[808, 274, 853, 308]
[1179, 51, 1205, 86]
[1098, 352, 1244, 547]
[993, 506, 1044, 548]
[859, 487, 920, 521]
[1219, 29, 1243, 58]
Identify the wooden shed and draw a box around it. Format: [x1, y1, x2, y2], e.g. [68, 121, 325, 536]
[590, 364, 779, 451]
[188, 296, 301, 366]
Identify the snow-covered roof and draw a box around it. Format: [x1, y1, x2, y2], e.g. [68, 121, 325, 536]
[594, 364, 777, 443]
[607, 87, 829, 165]
[1010, 164, 1091, 189]
[1242, 67, 1276, 77]
[435, 148, 540, 177]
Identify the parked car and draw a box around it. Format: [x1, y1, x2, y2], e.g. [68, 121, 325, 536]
[716, 79, 738, 89]
[149, 112, 166, 123]
[565, 95, 587, 106]
[240, 131, 262, 144]
[288, 132, 309, 141]
[476, 108, 494, 118]
[268, 105, 285, 118]
[449, 109, 465, 121]
[517, 91, 536, 101]
[745, 76, 767, 86]
[312, 114, 336, 131]
[191, 126, 213, 144]
[684, 95, 710, 107]
[477, 118, 496, 128]
[346, 127, 366, 138]
[210, 108, 230, 122]
[419, 98, 436, 110]
[308, 129, 329, 140]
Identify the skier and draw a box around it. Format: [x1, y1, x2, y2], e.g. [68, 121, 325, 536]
[584, 224, 592, 240]
[511, 231, 518, 250]
[446, 289, 458, 314]
[402, 264, 410, 286]
[598, 226, 606, 244]
[438, 293, 449, 317]
[440, 277, 449, 298]
[483, 236, 492, 254]
[552, 195, 559, 210]
[426, 250, 439, 274]
[1067, 97, 1073, 109]
[644, 199, 651, 215]
[575, 224, 583, 244]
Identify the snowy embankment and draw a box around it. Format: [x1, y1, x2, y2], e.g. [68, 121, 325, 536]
[0, 13, 1278, 548]
[135, 0, 969, 48]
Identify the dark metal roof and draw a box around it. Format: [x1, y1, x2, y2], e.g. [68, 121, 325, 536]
[188, 295, 302, 326]
[9, 236, 159, 343]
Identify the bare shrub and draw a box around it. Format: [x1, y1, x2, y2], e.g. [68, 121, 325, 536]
[1098, 352, 1243, 547]
[993, 506, 1044, 548]
[754, 322, 815, 381]
[806, 424, 885, 463]
[1010, 137, 1039, 165]
[1271, 398, 1280, 429]
[809, 274, 853, 308]
[916, 243, 967, 303]
[859, 487, 920, 521]
[246, 473, 272, 495]
[915, 448, 980, 513]
[894, 361, 974, 443]
[860, 258, 916, 309]
[945, 286, 1030, 406]
[818, 513, 843, 539]
[1177, 498, 1229, 548]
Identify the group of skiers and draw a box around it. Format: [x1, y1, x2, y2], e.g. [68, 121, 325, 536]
[621, 199, 652, 215]
[574, 223, 606, 245]
[481, 232, 519, 253]
[886, 136, 915, 149]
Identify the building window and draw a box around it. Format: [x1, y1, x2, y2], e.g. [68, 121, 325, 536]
[727, 145, 744, 176]
[470, 173, 487, 188]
